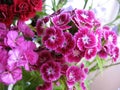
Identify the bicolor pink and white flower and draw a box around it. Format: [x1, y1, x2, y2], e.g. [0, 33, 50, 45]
[56, 32, 75, 55]
[42, 27, 64, 50]
[74, 27, 97, 51]
[40, 61, 61, 82]
[51, 12, 71, 30]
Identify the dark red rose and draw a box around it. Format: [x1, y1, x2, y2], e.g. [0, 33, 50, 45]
[13, 0, 35, 20]
[28, 0, 42, 11]
[0, 5, 14, 27]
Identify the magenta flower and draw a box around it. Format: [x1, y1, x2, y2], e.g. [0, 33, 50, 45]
[8, 49, 23, 68]
[17, 20, 34, 38]
[98, 46, 108, 59]
[66, 66, 82, 87]
[56, 32, 75, 55]
[104, 30, 117, 45]
[42, 27, 64, 50]
[51, 12, 71, 30]
[40, 61, 61, 82]
[0, 47, 8, 73]
[65, 47, 84, 62]
[36, 19, 45, 36]
[37, 50, 52, 67]
[0, 67, 22, 85]
[7, 31, 18, 48]
[85, 47, 97, 60]
[74, 27, 96, 51]
[36, 82, 53, 90]
[111, 46, 119, 62]
[73, 9, 95, 28]
[24, 50, 38, 65]
[0, 23, 8, 46]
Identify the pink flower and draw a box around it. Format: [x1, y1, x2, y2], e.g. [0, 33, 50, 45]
[24, 50, 38, 65]
[18, 20, 34, 38]
[0, 23, 8, 46]
[36, 17, 49, 36]
[111, 46, 119, 62]
[37, 50, 52, 67]
[0, 47, 8, 73]
[0, 67, 22, 85]
[56, 32, 75, 55]
[98, 46, 108, 59]
[40, 61, 61, 82]
[51, 12, 71, 30]
[104, 30, 117, 45]
[8, 49, 23, 68]
[42, 27, 64, 50]
[73, 9, 95, 28]
[7, 31, 18, 48]
[65, 47, 84, 62]
[66, 66, 82, 87]
[36, 82, 52, 90]
[74, 27, 96, 51]
[85, 47, 97, 60]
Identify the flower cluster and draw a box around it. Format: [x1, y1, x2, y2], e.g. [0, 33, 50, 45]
[0, 8, 119, 90]
[0, 0, 42, 27]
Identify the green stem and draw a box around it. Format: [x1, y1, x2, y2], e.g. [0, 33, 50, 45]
[83, 0, 88, 9]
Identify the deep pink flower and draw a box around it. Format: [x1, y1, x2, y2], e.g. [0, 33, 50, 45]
[85, 47, 97, 60]
[98, 46, 108, 59]
[7, 31, 18, 48]
[42, 27, 64, 50]
[36, 82, 52, 90]
[0, 47, 8, 73]
[18, 20, 34, 38]
[7, 49, 26, 69]
[66, 66, 82, 87]
[37, 50, 52, 67]
[40, 61, 61, 82]
[111, 46, 119, 62]
[51, 12, 71, 30]
[56, 32, 75, 55]
[65, 47, 84, 62]
[36, 18, 47, 36]
[74, 27, 96, 51]
[104, 30, 117, 45]
[0, 67, 22, 85]
[73, 9, 95, 28]
[24, 50, 38, 65]
[80, 82, 86, 90]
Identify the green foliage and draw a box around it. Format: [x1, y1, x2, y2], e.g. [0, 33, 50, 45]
[13, 69, 44, 90]
[95, 56, 106, 72]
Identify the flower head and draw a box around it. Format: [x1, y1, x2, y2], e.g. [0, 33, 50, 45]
[40, 61, 61, 82]
[42, 27, 64, 50]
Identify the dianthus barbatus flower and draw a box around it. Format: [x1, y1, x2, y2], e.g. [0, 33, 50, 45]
[85, 47, 97, 60]
[51, 12, 71, 30]
[74, 27, 97, 51]
[40, 61, 61, 82]
[42, 27, 64, 50]
[104, 30, 117, 45]
[0, 67, 22, 85]
[56, 32, 75, 55]
[66, 66, 82, 88]
[73, 9, 96, 28]
[65, 47, 84, 62]
[37, 50, 52, 67]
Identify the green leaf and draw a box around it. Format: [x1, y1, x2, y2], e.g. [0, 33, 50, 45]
[13, 69, 44, 90]
[75, 82, 81, 90]
[53, 76, 67, 90]
[95, 56, 105, 72]
[0, 83, 4, 90]
[83, 0, 88, 9]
